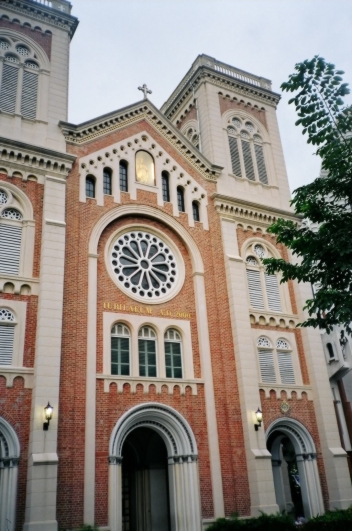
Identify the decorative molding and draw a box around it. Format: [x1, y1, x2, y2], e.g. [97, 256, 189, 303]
[2, 0, 79, 39]
[0, 367, 34, 388]
[0, 275, 39, 295]
[59, 100, 222, 182]
[99, 374, 203, 396]
[45, 218, 66, 227]
[161, 55, 280, 119]
[249, 310, 298, 329]
[259, 383, 313, 400]
[213, 194, 301, 228]
[0, 137, 76, 180]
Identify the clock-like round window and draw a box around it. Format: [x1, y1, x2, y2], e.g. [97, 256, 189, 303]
[110, 230, 183, 302]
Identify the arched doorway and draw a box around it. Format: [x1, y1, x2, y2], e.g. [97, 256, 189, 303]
[0, 417, 20, 531]
[266, 418, 324, 519]
[122, 427, 170, 531]
[108, 403, 202, 531]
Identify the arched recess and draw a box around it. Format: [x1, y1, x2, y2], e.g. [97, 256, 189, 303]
[0, 417, 20, 531]
[83, 204, 225, 524]
[266, 418, 324, 519]
[0, 29, 51, 71]
[108, 403, 201, 531]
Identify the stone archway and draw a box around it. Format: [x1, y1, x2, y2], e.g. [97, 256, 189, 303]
[0, 417, 20, 531]
[108, 403, 202, 531]
[266, 418, 324, 519]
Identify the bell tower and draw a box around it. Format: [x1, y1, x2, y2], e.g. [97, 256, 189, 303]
[0, 0, 78, 151]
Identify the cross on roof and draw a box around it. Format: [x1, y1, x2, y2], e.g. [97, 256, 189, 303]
[138, 84, 152, 100]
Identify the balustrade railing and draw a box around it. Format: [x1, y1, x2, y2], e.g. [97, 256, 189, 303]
[30, 0, 72, 14]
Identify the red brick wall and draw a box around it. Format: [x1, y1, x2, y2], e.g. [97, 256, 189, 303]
[0, 377, 32, 531]
[57, 120, 251, 527]
[0, 18, 52, 60]
[219, 95, 268, 130]
[176, 106, 198, 131]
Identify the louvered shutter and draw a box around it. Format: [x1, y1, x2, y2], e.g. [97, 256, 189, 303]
[277, 352, 295, 384]
[258, 349, 276, 383]
[0, 64, 19, 114]
[247, 270, 264, 309]
[265, 274, 282, 312]
[21, 71, 38, 119]
[111, 337, 130, 375]
[241, 140, 255, 181]
[0, 224, 22, 275]
[0, 325, 14, 365]
[254, 144, 268, 185]
[228, 136, 242, 177]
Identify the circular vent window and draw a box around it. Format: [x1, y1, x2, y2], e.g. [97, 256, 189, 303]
[109, 228, 184, 303]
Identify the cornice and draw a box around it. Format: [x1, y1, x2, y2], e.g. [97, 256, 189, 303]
[0, 136, 76, 180]
[59, 100, 223, 182]
[162, 66, 281, 120]
[212, 193, 301, 227]
[2, 0, 79, 39]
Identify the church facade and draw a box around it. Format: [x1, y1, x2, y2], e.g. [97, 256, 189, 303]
[0, 1, 351, 530]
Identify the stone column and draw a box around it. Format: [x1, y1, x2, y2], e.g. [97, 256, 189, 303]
[24, 175, 67, 531]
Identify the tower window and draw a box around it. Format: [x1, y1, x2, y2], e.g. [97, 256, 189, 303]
[177, 187, 185, 213]
[164, 328, 183, 378]
[103, 168, 112, 195]
[327, 343, 335, 361]
[192, 201, 200, 222]
[0, 308, 15, 365]
[138, 326, 157, 377]
[0, 201, 22, 275]
[162, 171, 170, 202]
[245, 243, 282, 313]
[111, 323, 130, 375]
[257, 336, 295, 384]
[86, 176, 95, 198]
[119, 160, 128, 192]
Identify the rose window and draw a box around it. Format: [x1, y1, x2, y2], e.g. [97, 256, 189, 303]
[0, 190, 8, 205]
[111, 231, 178, 299]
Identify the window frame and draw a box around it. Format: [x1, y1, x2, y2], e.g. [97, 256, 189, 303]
[103, 167, 112, 196]
[161, 171, 170, 202]
[119, 160, 128, 192]
[0, 301, 27, 368]
[86, 175, 96, 198]
[138, 325, 157, 377]
[192, 201, 200, 222]
[177, 186, 185, 213]
[111, 323, 130, 376]
[256, 335, 297, 386]
[164, 328, 183, 379]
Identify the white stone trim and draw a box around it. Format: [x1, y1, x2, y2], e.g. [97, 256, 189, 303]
[0, 366, 34, 388]
[0, 416, 20, 531]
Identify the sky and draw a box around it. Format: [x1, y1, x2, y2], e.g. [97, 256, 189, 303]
[68, 0, 352, 193]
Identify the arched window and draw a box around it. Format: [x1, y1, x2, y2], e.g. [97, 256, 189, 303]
[86, 176, 95, 198]
[0, 189, 23, 275]
[164, 329, 183, 378]
[192, 201, 200, 222]
[103, 167, 112, 195]
[227, 117, 268, 185]
[0, 37, 40, 119]
[257, 336, 295, 384]
[119, 160, 128, 192]
[245, 243, 282, 312]
[138, 326, 157, 377]
[111, 323, 130, 375]
[177, 186, 185, 213]
[185, 126, 199, 149]
[161, 171, 170, 202]
[136, 151, 155, 186]
[326, 342, 336, 361]
[0, 308, 15, 365]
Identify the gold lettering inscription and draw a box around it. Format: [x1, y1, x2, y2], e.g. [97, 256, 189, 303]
[103, 302, 191, 319]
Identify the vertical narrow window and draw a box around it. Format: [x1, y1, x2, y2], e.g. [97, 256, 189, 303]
[103, 168, 112, 195]
[327, 343, 335, 361]
[192, 201, 200, 222]
[0, 308, 15, 365]
[0, 61, 19, 114]
[265, 274, 282, 312]
[162, 171, 170, 202]
[241, 140, 256, 181]
[138, 326, 157, 377]
[86, 176, 95, 198]
[257, 337, 276, 383]
[228, 135, 242, 177]
[21, 66, 39, 119]
[0, 208, 23, 275]
[276, 339, 295, 384]
[111, 324, 130, 375]
[119, 160, 128, 192]
[254, 144, 268, 185]
[177, 187, 185, 213]
[164, 329, 183, 378]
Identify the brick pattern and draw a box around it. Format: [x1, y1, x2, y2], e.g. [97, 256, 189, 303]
[57, 120, 251, 528]
[0, 377, 32, 531]
[260, 389, 329, 511]
[219, 95, 268, 130]
[0, 18, 52, 60]
[176, 106, 198, 131]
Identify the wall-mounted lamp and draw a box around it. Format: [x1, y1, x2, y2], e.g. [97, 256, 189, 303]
[254, 408, 263, 432]
[43, 402, 54, 431]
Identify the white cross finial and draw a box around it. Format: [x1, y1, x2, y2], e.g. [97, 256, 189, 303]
[138, 84, 152, 100]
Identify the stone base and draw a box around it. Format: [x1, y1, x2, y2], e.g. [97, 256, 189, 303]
[250, 504, 280, 517]
[23, 520, 58, 531]
[329, 498, 352, 511]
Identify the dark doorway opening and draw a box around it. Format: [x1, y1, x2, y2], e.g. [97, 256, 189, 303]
[122, 427, 171, 531]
